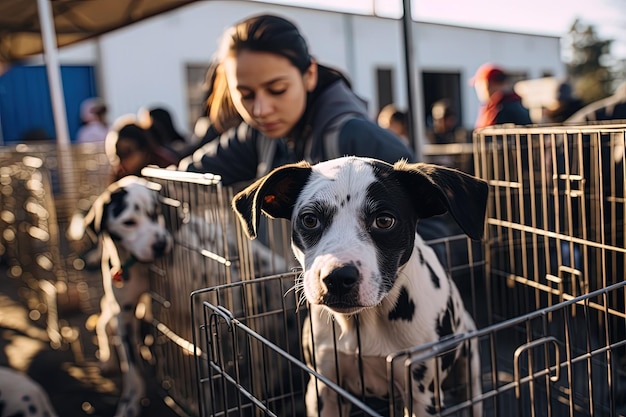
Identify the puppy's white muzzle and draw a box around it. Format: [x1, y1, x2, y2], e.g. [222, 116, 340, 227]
[303, 250, 383, 314]
[127, 225, 173, 263]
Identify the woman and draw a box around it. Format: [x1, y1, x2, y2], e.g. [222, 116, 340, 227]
[179, 14, 414, 186]
[141, 107, 187, 149]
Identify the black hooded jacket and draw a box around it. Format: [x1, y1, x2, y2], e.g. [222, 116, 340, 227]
[180, 69, 414, 186]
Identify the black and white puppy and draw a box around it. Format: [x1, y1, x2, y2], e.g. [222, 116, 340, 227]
[0, 367, 57, 417]
[233, 156, 488, 417]
[81, 175, 173, 417]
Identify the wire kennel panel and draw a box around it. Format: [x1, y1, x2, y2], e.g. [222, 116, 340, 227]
[0, 143, 112, 346]
[191, 272, 385, 417]
[191, 234, 485, 417]
[473, 124, 626, 321]
[391, 278, 626, 417]
[141, 167, 296, 416]
[468, 123, 626, 416]
[191, 240, 626, 417]
[0, 152, 64, 346]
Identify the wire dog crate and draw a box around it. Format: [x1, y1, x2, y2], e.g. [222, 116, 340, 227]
[190, 234, 484, 417]
[141, 168, 296, 416]
[0, 142, 111, 347]
[187, 123, 626, 416]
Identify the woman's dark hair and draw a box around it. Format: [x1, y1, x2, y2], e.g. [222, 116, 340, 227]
[208, 14, 312, 131]
[223, 14, 311, 73]
[204, 60, 241, 132]
[111, 122, 180, 175]
[117, 124, 149, 148]
[149, 107, 186, 145]
[207, 14, 350, 132]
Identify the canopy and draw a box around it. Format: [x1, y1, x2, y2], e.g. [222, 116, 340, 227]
[0, 0, 197, 64]
[0, 0, 198, 147]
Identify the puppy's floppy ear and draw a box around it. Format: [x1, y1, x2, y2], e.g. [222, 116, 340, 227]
[79, 189, 112, 242]
[232, 161, 312, 239]
[81, 179, 133, 238]
[393, 161, 489, 240]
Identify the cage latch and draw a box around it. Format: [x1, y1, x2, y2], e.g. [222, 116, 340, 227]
[513, 336, 560, 399]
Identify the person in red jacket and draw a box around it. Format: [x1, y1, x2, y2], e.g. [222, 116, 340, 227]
[471, 63, 532, 129]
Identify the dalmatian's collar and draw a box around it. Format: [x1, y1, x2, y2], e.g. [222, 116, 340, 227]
[102, 233, 138, 288]
[112, 256, 138, 287]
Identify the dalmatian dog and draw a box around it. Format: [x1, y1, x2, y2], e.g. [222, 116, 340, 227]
[0, 367, 57, 417]
[232, 156, 487, 417]
[81, 175, 173, 417]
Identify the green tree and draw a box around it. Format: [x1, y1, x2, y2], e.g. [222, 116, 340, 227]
[564, 19, 614, 104]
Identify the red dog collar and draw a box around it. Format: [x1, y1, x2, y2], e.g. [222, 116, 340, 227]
[112, 256, 138, 288]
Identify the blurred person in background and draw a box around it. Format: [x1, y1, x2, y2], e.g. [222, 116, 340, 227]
[426, 99, 469, 145]
[139, 106, 188, 152]
[471, 63, 531, 129]
[76, 97, 109, 143]
[543, 81, 585, 124]
[106, 115, 180, 182]
[179, 14, 414, 187]
[425, 99, 471, 170]
[377, 103, 410, 146]
[565, 81, 626, 124]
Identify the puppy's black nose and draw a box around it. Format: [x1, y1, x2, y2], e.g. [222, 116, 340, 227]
[324, 265, 360, 296]
[152, 240, 167, 257]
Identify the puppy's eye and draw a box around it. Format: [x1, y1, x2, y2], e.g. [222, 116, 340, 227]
[373, 215, 395, 229]
[300, 213, 320, 229]
[123, 219, 137, 226]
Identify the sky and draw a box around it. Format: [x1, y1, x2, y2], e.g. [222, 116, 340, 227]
[260, 0, 626, 60]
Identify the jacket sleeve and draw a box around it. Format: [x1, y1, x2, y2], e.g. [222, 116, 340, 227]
[337, 118, 416, 163]
[496, 102, 532, 126]
[178, 123, 259, 186]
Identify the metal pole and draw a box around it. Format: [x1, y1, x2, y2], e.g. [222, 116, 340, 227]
[0, 111, 4, 145]
[37, 0, 77, 222]
[37, 0, 70, 146]
[401, 0, 426, 161]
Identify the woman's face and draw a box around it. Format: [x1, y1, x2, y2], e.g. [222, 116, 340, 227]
[473, 79, 491, 104]
[224, 50, 317, 138]
[116, 137, 148, 177]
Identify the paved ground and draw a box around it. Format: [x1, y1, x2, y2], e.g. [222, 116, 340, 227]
[0, 264, 182, 417]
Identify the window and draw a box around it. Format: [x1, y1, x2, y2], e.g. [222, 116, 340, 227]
[376, 67, 394, 113]
[422, 71, 463, 127]
[185, 63, 210, 132]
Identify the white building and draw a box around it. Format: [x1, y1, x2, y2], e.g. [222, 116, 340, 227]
[19, 0, 564, 143]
